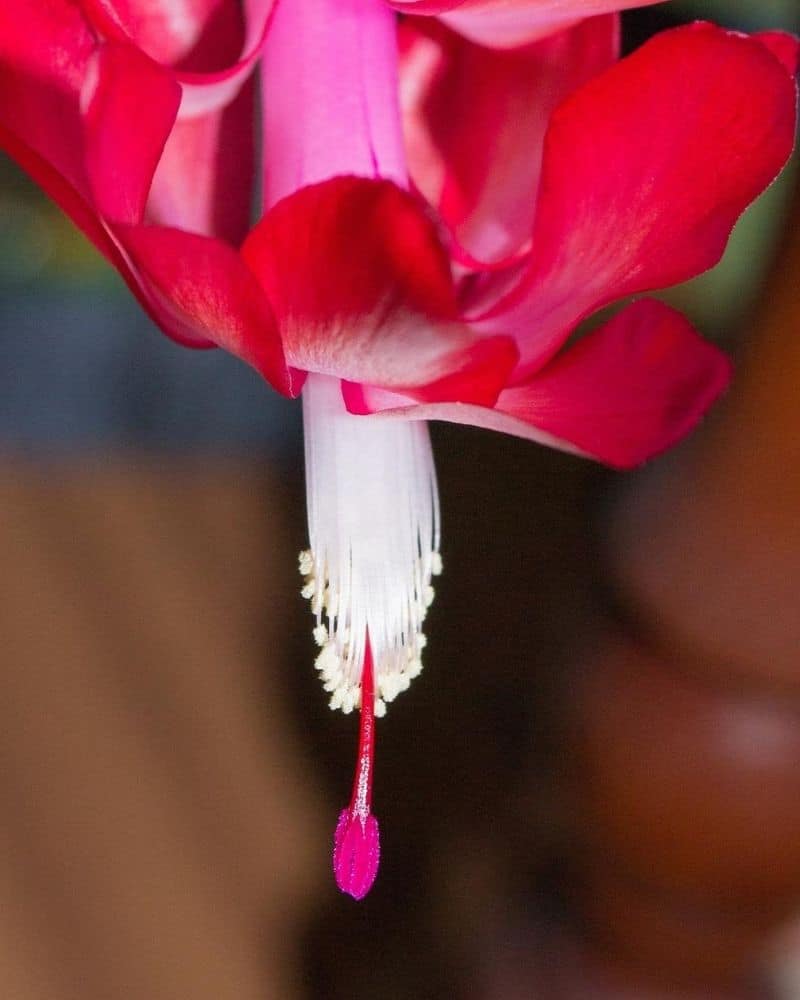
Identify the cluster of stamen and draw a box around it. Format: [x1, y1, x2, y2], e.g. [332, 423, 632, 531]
[298, 548, 442, 717]
[300, 373, 442, 720]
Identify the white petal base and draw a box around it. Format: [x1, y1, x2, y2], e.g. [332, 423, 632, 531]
[300, 373, 441, 715]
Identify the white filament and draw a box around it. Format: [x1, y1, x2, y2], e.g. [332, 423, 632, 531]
[300, 374, 441, 715]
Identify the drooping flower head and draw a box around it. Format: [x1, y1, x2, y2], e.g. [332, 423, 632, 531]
[0, 0, 797, 900]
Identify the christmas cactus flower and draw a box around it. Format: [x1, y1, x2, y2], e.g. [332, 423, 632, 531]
[0, 0, 797, 899]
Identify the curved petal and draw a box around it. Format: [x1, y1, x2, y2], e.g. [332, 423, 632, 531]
[82, 42, 181, 224]
[0, 0, 95, 198]
[346, 299, 732, 469]
[474, 23, 798, 380]
[116, 224, 296, 394]
[146, 77, 255, 242]
[400, 15, 618, 265]
[0, 3, 230, 350]
[242, 177, 517, 401]
[389, 0, 661, 49]
[754, 30, 800, 75]
[79, 0, 274, 117]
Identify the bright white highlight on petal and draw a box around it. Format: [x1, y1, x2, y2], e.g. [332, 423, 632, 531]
[300, 373, 441, 713]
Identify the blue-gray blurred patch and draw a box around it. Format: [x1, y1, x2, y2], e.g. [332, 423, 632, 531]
[0, 283, 301, 458]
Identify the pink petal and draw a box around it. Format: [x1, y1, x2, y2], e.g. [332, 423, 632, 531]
[80, 0, 274, 117]
[474, 22, 798, 380]
[259, 0, 406, 209]
[0, 0, 95, 199]
[116, 224, 296, 394]
[82, 42, 181, 224]
[388, 0, 661, 49]
[400, 15, 618, 265]
[146, 78, 255, 242]
[346, 300, 732, 469]
[242, 177, 516, 401]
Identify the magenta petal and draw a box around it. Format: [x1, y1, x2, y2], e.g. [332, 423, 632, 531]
[117, 224, 295, 395]
[83, 42, 181, 224]
[146, 78, 255, 242]
[347, 300, 732, 470]
[333, 809, 380, 901]
[475, 22, 798, 380]
[400, 16, 618, 265]
[80, 0, 274, 117]
[388, 0, 661, 48]
[174, 0, 274, 117]
[259, 0, 406, 208]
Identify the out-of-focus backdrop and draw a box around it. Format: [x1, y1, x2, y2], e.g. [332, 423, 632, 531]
[0, 2, 798, 999]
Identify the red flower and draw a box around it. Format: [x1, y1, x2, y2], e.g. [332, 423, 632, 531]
[1, 0, 797, 899]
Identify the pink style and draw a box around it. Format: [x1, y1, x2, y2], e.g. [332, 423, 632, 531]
[0, 0, 797, 900]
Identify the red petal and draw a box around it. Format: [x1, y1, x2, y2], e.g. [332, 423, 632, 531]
[400, 15, 618, 265]
[492, 299, 733, 468]
[0, 121, 223, 355]
[0, 0, 95, 198]
[83, 42, 181, 224]
[116, 225, 295, 394]
[0, 4, 236, 351]
[242, 177, 516, 401]
[80, 0, 274, 116]
[389, 0, 660, 48]
[475, 22, 798, 380]
[347, 300, 732, 469]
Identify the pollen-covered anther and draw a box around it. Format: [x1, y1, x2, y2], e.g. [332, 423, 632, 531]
[314, 642, 338, 672]
[300, 373, 442, 715]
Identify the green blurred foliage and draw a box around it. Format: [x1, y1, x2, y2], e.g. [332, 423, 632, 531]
[663, 0, 800, 344]
[0, 159, 114, 290]
[674, 0, 799, 31]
